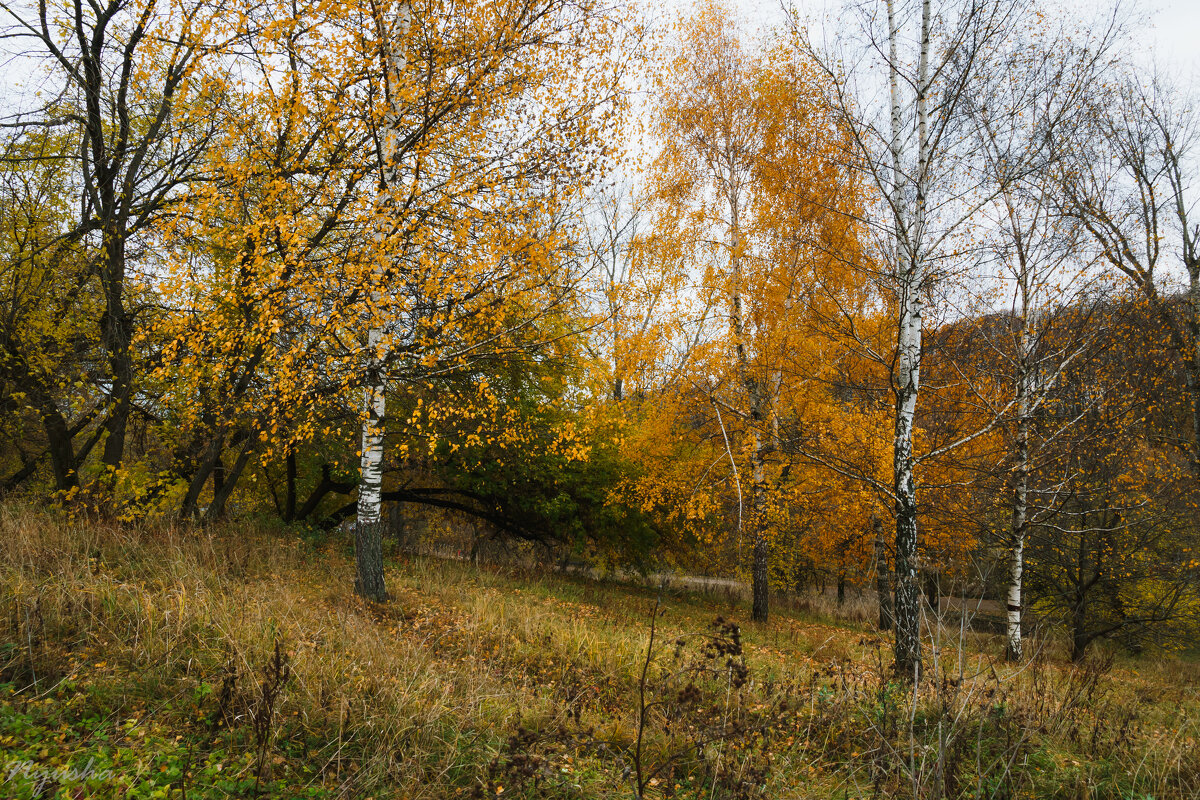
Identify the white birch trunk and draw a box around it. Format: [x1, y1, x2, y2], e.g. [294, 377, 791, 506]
[356, 2, 413, 602]
[888, 0, 931, 680]
[360, 326, 386, 529]
[1006, 517, 1025, 659]
[1006, 259, 1036, 660]
[1006, 336, 1031, 660]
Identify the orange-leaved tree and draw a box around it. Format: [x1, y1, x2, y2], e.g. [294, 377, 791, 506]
[96, 0, 634, 595]
[647, 0, 873, 621]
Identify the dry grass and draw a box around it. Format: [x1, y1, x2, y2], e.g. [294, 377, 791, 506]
[1, 505, 1198, 798]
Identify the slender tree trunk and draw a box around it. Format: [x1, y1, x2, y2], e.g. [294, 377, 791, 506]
[284, 447, 297, 522]
[751, 535, 769, 623]
[887, 0, 930, 681]
[837, 573, 846, 607]
[356, 366, 388, 600]
[890, 193, 924, 677]
[212, 456, 226, 502]
[748, 431, 769, 622]
[874, 516, 893, 631]
[99, 232, 133, 474]
[734, 271, 772, 623]
[1006, 527, 1025, 660]
[612, 318, 624, 401]
[1007, 312, 1034, 661]
[355, 2, 413, 602]
[1069, 595, 1089, 662]
[892, 473, 922, 679]
[727, 193, 770, 623]
[923, 570, 938, 613]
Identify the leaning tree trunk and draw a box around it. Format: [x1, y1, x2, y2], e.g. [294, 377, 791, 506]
[33, 387, 78, 491]
[181, 433, 228, 518]
[354, 2, 414, 603]
[204, 443, 253, 522]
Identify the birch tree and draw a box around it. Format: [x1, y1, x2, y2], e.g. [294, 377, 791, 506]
[341, 0, 630, 599]
[966, 17, 1120, 660]
[354, 2, 413, 602]
[650, 1, 772, 620]
[650, 0, 869, 622]
[804, 0, 1025, 677]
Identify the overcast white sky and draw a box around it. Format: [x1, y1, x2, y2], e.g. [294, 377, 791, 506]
[1143, 0, 1200, 75]
[714, 0, 1200, 77]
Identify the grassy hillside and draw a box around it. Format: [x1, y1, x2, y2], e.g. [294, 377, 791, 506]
[1, 506, 1197, 799]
